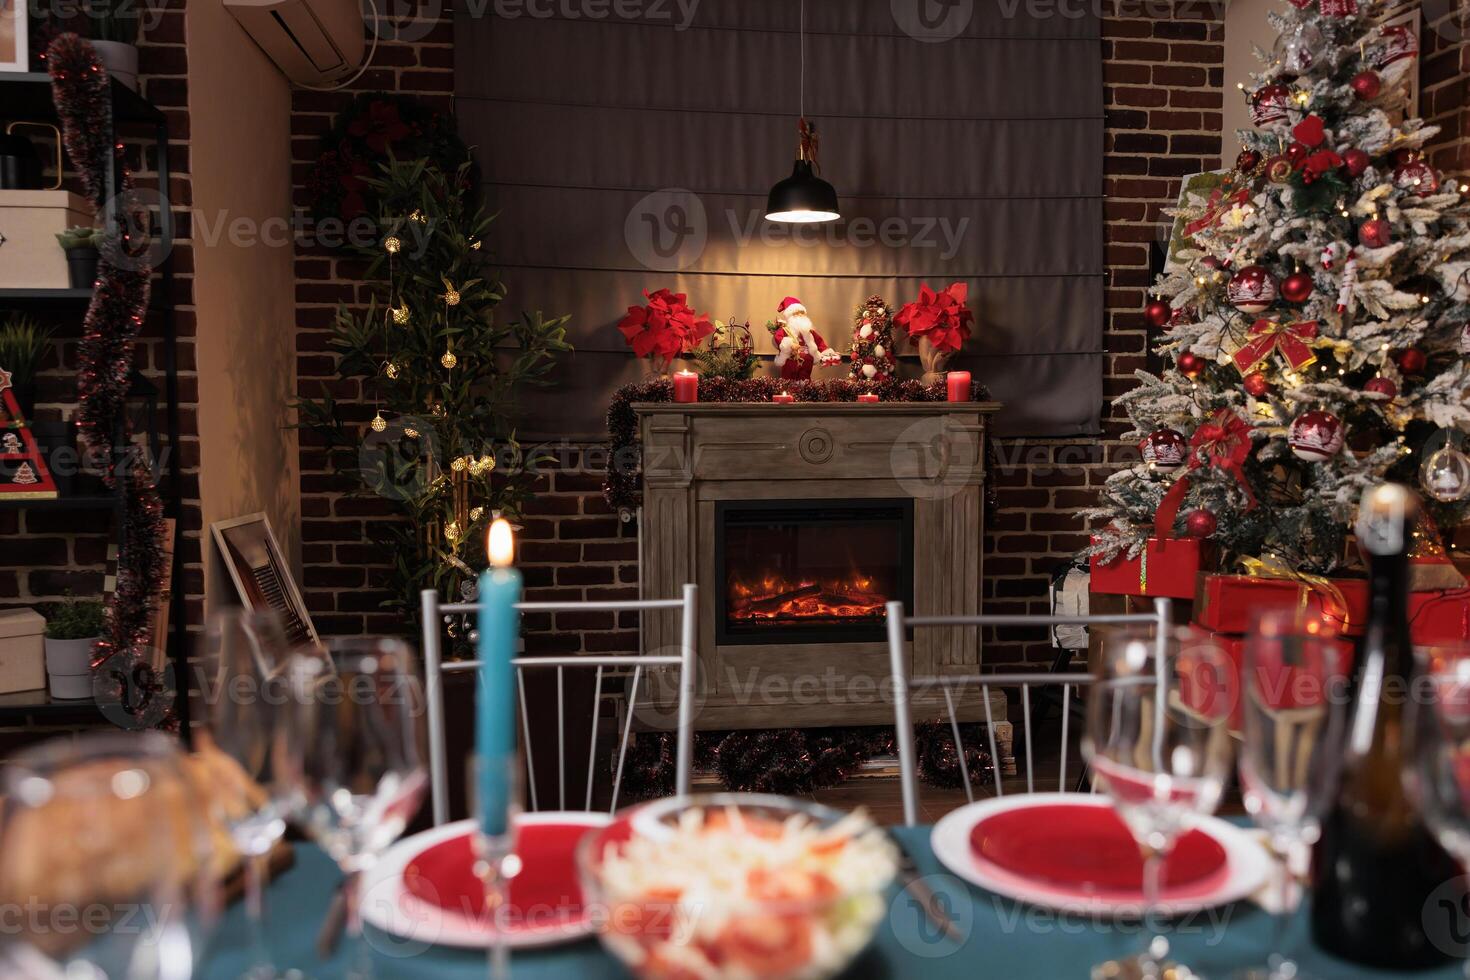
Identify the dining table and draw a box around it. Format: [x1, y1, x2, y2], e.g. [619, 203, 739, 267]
[200, 824, 1467, 979]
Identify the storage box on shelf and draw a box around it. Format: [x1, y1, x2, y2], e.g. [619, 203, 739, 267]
[0, 608, 45, 695]
[0, 190, 95, 289]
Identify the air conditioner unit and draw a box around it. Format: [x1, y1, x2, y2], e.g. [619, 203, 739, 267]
[224, 0, 367, 88]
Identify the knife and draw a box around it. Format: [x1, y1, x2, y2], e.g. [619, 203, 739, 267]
[889, 831, 964, 945]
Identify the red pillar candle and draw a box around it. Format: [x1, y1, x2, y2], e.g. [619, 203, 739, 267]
[857, 392, 880, 403]
[672, 370, 699, 403]
[772, 391, 795, 403]
[946, 371, 972, 402]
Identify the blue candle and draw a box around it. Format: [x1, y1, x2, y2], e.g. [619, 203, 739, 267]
[477, 517, 520, 837]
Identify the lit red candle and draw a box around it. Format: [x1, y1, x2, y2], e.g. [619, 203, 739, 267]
[857, 392, 879, 403]
[772, 391, 795, 403]
[946, 371, 972, 402]
[673, 370, 699, 403]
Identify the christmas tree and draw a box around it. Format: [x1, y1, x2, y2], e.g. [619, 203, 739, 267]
[848, 295, 898, 381]
[294, 156, 571, 618]
[1085, 1, 1470, 574]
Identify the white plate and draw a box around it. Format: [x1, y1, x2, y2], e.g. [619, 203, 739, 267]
[359, 812, 610, 950]
[930, 792, 1271, 917]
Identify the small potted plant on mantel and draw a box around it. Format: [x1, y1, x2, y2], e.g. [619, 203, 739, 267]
[42, 595, 105, 700]
[55, 226, 100, 290]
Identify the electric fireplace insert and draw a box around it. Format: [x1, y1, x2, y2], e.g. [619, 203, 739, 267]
[715, 498, 914, 645]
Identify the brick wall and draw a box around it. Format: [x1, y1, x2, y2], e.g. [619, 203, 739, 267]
[3, 2, 202, 658]
[1421, 2, 1470, 175]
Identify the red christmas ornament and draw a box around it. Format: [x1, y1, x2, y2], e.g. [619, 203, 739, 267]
[1251, 84, 1293, 126]
[1281, 271, 1314, 304]
[1243, 371, 1270, 397]
[1184, 509, 1218, 539]
[1358, 218, 1392, 248]
[1227, 265, 1279, 314]
[1285, 141, 1309, 165]
[1265, 155, 1295, 184]
[1342, 148, 1370, 178]
[1394, 159, 1441, 195]
[1350, 70, 1382, 100]
[1397, 347, 1428, 374]
[1140, 428, 1188, 473]
[1169, 306, 1193, 329]
[1177, 352, 1205, 378]
[1364, 376, 1398, 399]
[1236, 148, 1262, 172]
[1144, 299, 1172, 329]
[1289, 410, 1346, 461]
[1393, 148, 1418, 167]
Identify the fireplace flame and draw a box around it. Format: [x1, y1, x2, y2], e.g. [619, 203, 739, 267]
[728, 571, 887, 626]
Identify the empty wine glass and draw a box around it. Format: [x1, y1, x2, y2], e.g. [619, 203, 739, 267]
[272, 638, 428, 979]
[1236, 610, 1350, 980]
[1086, 627, 1234, 980]
[199, 608, 292, 979]
[0, 731, 218, 979]
[1405, 642, 1470, 977]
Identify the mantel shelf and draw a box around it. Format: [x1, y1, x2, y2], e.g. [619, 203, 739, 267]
[633, 401, 1003, 415]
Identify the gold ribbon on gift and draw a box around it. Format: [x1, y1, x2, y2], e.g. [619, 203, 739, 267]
[1237, 553, 1353, 632]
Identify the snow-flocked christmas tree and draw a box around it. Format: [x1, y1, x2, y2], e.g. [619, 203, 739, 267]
[1085, 0, 1470, 574]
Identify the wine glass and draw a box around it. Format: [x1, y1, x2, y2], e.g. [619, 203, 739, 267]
[272, 637, 428, 979]
[1236, 610, 1350, 980]
[469, 753, 525, 980]
[1404, 642, 1470, 977]
[198, 608, 292, 979]
[0, 731, 218, 979]
[1085, 627, 1234, 980]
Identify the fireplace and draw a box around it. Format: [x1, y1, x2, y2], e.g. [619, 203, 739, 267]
[716, 499, 913, 646]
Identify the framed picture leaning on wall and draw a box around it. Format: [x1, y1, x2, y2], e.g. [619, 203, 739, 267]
[0, 0, 26, 73]
[211, 513, 318, 646]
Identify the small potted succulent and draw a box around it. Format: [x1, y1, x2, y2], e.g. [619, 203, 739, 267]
[55, 226, 100, 289]
[43, 595, 106, 700]
[0, 314, 53, 417]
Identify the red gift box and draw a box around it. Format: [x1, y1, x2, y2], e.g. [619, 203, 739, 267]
[1180, 631, 1353, 734]
[1410, 589, 1470, 645]
[1091, 537, 1207, 600]
[1194, 574, 1368, 636]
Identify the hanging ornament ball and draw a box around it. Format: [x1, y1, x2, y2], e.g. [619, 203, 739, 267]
[1250, 84, 1293, 126]
[383, 236, 401, 255]
[1364, 376, 1398, 399]
[1184, 509, 1219, 539]
[1280, 271, 1314, 304]
[1350, 70, 1382, 100]
[1358, 218, 1392, 248]
[1266, 155, 1295, 184]
[1236, 148, 1262, 172]
[1394, 159, 1441, 195]
[1420, 443, 1470, 503]
[391, 304, 411, 325]
[444, 289, 462, 306]
[1227, 265, 1279, 314]
[371, 412, 387, 433]
[441, 349, 458, 370]
[1140, 428, 1189, 473]
[1285, 141, 1309, 165]
[1342, 148, 1371, 178]
[1289, 410, 1346, 461]
[1169, 306, 1193, 329]
[1177, 351, 1206, 379]
[1396, 347, 1428, 374]
[1243, 371, 1270, 397]
[1144, 299, 1172, 329]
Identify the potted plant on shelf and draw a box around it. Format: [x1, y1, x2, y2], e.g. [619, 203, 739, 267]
[86, 5, 141, 91]
[42, 595, 105, 700]
[0, 314, 53, 417]
[55, 226, 100, 289]
[895, 281, 975, 384]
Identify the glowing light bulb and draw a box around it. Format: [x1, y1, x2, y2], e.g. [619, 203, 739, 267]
[371, 412, 387, 433]
[444, 289, 461, 307]
[385, 361, 399, 379]
[392, 305, 410, 325]
[441, 349, 458, 370]
[384, 236, 401, 254]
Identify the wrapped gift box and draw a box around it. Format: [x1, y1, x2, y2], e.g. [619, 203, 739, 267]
[1410, 589, 1470, 645]
[1180, 630, 1353, 734]
[1194, 573, 1369, 636]
[0, 608, 46, 694]
[0, 190, 95, 289]
[1090, 537, 1210, 600]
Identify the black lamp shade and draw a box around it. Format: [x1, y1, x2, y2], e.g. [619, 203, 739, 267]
[765, 159, 840, 223]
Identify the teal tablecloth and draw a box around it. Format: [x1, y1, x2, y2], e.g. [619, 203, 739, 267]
[201, 826, 1466, 979]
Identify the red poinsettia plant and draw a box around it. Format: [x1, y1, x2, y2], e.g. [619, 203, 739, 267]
[617, 288, 715, 370]
[895, 281, 974, 353]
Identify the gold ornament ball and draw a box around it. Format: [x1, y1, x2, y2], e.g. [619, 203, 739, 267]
[470, 506, 485, 521]
[384, 236, 402, 254]
[384, 362, 400, 379]
[371, 413, 387, 433]
[392, 305, 411, 325]
[444, 289, 461, 307]
[441, 350, 458, 369]
[404, 426, 420, 439]
[445, 520, 461, 543]
[451, 456, 469, 472]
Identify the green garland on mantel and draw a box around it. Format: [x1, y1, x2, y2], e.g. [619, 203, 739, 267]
[602, 375, 998, 514]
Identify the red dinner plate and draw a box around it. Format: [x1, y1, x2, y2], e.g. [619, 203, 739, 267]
[402, 819, 596, 932]
[970, 803, 1228, 899]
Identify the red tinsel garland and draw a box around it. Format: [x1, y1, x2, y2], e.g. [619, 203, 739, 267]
[49, 35, 170, 721]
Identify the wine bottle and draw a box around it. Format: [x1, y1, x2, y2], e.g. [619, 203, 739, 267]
[1311, 483, 1461, 968]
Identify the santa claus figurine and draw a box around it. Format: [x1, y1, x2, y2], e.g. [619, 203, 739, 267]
[771, 296, 842, 380]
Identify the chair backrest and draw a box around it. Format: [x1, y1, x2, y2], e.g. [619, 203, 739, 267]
[885, 598, 1171, 827]
[420, 585, 697, 826]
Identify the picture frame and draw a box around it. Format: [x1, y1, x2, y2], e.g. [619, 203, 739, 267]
[0, 0, 27, 73]
[210, 513, 318, 646]
[1164, 169, 1236, 271]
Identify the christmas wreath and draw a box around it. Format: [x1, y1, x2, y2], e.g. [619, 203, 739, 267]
[305, 92, 472, 230]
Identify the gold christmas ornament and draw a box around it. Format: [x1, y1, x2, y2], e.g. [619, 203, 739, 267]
[470, 454, 496, 475]
[371, 412, 387, 432]
[384, 235, 402, 254]
[441, 349, 458, 370]
[451, 456, 469, 472]
[404, 426, 420, 439]
[392, 305, 411, 325]
[444, 520, 462, 543]
[470, 506, 485, 521]
[444, 289, 461, 307]
[384, 361, 400, 379]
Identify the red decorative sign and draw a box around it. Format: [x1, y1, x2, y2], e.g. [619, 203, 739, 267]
[0, 367, 58, 500]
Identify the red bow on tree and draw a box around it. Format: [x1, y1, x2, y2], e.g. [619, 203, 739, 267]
[1232, 319, 1318, 374]
[895, 282, 974, 353]
[1154, 409, 1257, 537]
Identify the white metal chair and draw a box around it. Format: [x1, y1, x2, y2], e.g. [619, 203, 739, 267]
[421, 584, 697, 826]
[885, 598, 1172, 827]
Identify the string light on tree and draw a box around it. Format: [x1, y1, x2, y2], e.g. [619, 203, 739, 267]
[371, 411, 387, 433]
[384, 235, 402, 255]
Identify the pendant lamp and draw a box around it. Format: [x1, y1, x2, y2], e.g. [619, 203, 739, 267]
[765, 0, 839, 223]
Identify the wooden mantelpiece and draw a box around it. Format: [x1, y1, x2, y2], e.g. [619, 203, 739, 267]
[635, 400, 1005, 733]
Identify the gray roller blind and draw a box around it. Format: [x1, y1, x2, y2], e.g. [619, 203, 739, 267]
[455, 0, 1104, 437]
